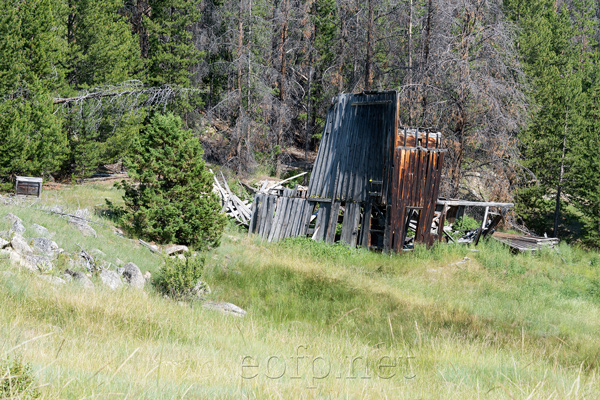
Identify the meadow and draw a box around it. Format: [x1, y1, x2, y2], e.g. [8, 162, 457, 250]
[1, 182, 599, 399]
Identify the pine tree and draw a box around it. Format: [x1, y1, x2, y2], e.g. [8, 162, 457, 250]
[113, 112, 225, 249]
[0, 0, 67, 185]
[63, 0, 143, 178]
[570, 61, 600, 246]
[66, 0, 142, 87]
[511, 0, 596, 238]
[145, 0, 202, 86]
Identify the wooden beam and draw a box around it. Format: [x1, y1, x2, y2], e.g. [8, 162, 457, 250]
[437, 200, 514, 208]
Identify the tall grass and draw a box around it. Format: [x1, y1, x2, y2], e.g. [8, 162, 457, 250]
[0, 183, 599, 398]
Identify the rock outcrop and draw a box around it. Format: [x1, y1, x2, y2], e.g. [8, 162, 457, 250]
[99, 269, 123, 290]
[122, 262, 145, 289]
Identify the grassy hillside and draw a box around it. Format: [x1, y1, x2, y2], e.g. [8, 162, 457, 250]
[1, 182, 599, 399]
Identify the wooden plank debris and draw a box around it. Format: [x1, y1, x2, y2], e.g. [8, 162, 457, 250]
[492, 232, 559, 252]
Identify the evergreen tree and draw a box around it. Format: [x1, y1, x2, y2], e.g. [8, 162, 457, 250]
[145, 0, 202, 86]
[113, 112, 225, 249]
[66, 0, 142, 87]
[63, 0, 143, 178]
[511, 0, 597, 239]
[0, 0, 67, 185]
[570, 63, 600, 246]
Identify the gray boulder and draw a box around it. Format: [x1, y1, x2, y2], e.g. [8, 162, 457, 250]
[65, 269, 94, 289]
[122, 262, 144, 289]
[0, 237, 9, 249]
[202, 301, 246, 317]
[100, 269, 123, 290]
[165, 244, 189, 256]
[3, 213, 22, 224]
[32, 238, 59, 257]
[10, 251, 51, 272]
[11, 233, 32, 255]
[31, 223, 50, 237]
[68, 218, 97, 237]
[10, 220, 26, 234]
[25, 254, 53, 272]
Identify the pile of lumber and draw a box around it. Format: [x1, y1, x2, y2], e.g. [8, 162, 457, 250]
[492, 232, 559, 252]
[212, 172, 252, 226]
[212, 171, 308, 227]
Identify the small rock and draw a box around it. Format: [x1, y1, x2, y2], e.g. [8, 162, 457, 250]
[191, 280, 211, 299]
[202, 301, 246, 317]
[99, 269, 123, 290]
[3, 213, 22, 224]
[32, 238, 59, 257]
[0, 237, 9, 249]
[11, 233, 33, 255]
[65, 269, 94, 289]
[122, 262, 144, 289]
[31, 223, 50, 237]
[143, 271, 152, 283]
[39, 275, 66, 285]
[10, 220, 26, 234]
[165, 245, 189, 256]
[68, 218, 97, 237]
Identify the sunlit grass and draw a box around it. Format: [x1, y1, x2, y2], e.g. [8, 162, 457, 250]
[0, 183, 599, 398]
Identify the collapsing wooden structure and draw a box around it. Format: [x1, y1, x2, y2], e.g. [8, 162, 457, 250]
[249, 91, 447, 252]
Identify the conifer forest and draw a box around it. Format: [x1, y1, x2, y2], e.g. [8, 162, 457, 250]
[1, 0, 600, 246]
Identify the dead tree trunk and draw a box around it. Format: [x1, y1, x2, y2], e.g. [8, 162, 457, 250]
[407, 0, 414, 123]
[236, 0, 244, 170]
[420, 0, 433, 124]
[365, 0, 374, 90]
[275, 0, 289, 178]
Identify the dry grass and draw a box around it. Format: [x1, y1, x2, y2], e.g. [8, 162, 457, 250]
[0, 183, 599, 398]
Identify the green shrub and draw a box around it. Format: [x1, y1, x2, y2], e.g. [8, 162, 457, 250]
[109, 112, 226, 250]
[0, 356, 40, 399]
[452, 216, 481, 232]
[154, 255, 205, 300]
